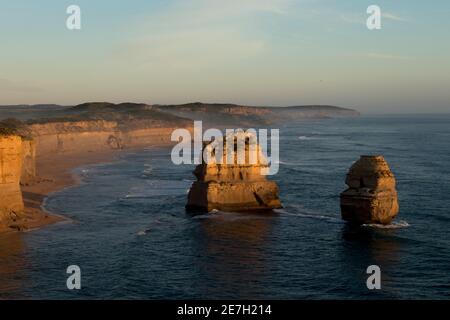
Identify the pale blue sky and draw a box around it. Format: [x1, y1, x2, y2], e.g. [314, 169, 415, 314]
[0, 0, 449, 113]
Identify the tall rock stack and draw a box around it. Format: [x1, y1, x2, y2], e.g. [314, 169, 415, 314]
[186, 132, 282, 212]
[0, 136, 25, 227]
[340, 155, 399, 225]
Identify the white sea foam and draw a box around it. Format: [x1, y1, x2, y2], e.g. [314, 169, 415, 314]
[190, 209, 223, 218]
[276, 207, 342, 223]
[274, 160, 299, 166]
[142, 167, 153, 175]
[362, 220, 410, 229]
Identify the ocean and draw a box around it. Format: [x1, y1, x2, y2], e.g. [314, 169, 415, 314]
[1, 114, 449, 299]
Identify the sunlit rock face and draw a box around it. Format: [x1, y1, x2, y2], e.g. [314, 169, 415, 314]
[28, 121, 186, 156]
[340, 155, 399, 225]
[0, 136, 25, 226]
[20, 138, 37, 185]
[186, 132, 282, 212]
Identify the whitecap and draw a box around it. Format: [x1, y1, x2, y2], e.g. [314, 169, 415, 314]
[362, 220, 410, 229]
[273, 160, 298, 166]
[276, 208, 342, 223]
[137, 229, 150, 236]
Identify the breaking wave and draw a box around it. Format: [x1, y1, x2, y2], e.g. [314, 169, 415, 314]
[276, 208, 342, 223]
[362, 220, 410, 229]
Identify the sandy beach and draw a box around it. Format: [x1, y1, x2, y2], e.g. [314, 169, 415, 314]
[5, 149, 126, 233]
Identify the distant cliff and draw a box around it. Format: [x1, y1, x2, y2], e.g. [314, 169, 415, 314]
[28, 120, 189, 156]
[0, 102, 359, 155]
[154, 103, 360, 127]
[1, 102, 360, 127]
[0, 103, 194, 157]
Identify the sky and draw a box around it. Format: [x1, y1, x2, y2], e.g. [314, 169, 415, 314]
[0, 0, 449, 113]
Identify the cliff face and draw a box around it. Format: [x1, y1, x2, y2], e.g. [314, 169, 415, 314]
[0, 119, 185, 212]
[1, 118, 183, 231]
[187, 132, 282, 212]
[340, 155, 399, 225]
[0, 136, 24, 227]
[28, 121, 191, 156]
[20, 138, 37, 185]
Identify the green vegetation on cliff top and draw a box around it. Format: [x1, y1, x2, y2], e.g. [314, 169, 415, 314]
[0, 118, 30, 137]
[28, 102, 192, 126]
[0, 102, 359, 130]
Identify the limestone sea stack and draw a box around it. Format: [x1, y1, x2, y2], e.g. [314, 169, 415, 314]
[186, 132, 282, 212]
[340, 155, 399, 225]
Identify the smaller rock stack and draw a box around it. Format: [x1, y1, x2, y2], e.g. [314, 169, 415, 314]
[186, 132, 282, 212]
[340, 155, 399, 225]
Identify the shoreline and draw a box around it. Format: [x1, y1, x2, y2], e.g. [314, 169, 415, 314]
[4, 145, 166, 234]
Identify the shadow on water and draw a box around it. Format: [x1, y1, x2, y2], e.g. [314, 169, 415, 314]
[0, 232, 28, 299]
[187, 210, 279, 299]
[338, 223, 403, 298]
[340, 223, 401, 263]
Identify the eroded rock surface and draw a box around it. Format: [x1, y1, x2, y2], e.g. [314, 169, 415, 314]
[187, 132, 282, 212]
[0, 136, 25, 227]
[340, 155, 399, 225]
[20, 138, 37, 185]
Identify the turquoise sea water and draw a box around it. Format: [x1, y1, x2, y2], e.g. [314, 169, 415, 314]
[1, 114, 449, 299]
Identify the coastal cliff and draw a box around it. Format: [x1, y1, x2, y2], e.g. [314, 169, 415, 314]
[0, 102, 200, 233]
[0, 136, 25, 230]
[20, 138, 37, 185]
[155, 103, 359, 127]
[28, 121, 187, 156]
